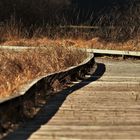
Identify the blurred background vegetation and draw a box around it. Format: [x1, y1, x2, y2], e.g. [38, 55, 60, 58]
[0, 0, 139, 25]
[0, 0, 139, 42]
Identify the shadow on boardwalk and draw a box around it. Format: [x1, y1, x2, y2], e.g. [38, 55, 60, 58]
[3, 63, 106, 140]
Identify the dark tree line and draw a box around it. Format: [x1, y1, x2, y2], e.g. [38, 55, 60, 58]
[0, 0, 71, 25]
[0, 0, 139, 26]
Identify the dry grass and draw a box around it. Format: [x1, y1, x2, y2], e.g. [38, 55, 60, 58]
[0, 15, 139, 51]
[0, 0, 139, 51]
[60, 38, 140, 51]
[1, 37, 140, 51]
[0, 47, 87, 98]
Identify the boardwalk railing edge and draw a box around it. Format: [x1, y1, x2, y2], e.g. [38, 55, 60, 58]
[86, 49, 140, 57]
[0, 52, 95, 134]
[1, 46, 140, 57]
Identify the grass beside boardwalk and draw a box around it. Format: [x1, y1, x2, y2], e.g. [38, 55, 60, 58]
[0, 17, 139, 51]
[1, 37, 140, 51]
[0, 0, 139, 51]
[0, 47, 87, 98]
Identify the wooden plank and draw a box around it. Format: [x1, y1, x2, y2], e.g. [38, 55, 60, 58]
[86, 49, 140, 57]
[60, 25, 124, 29]
[4, 58, 140, 140]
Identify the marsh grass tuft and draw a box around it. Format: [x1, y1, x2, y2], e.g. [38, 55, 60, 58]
[0, 47, 87, 98]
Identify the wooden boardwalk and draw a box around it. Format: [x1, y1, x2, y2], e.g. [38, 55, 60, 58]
[4, 58, 140, 140]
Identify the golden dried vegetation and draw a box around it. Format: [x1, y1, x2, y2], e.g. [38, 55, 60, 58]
[0, 47, 87, 98]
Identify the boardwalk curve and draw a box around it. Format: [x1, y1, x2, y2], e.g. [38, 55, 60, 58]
[4, 58, 140, 140]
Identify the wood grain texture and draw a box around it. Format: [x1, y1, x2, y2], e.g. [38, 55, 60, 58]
[5, 58, 140, 140]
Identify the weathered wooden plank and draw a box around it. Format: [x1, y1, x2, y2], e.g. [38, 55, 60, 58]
[4, 58, 140, 140]
[86, 49, 140, 57]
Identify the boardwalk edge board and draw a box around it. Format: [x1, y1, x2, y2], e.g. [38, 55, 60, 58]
[1, 46, 140, 57]
[86, 49, 140, 57]
[0, 52, 95, 136]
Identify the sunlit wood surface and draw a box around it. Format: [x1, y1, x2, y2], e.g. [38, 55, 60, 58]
[5, 58, 140, 140]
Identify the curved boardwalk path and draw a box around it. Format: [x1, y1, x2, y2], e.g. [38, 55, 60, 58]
[4, 58, 140, 140]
